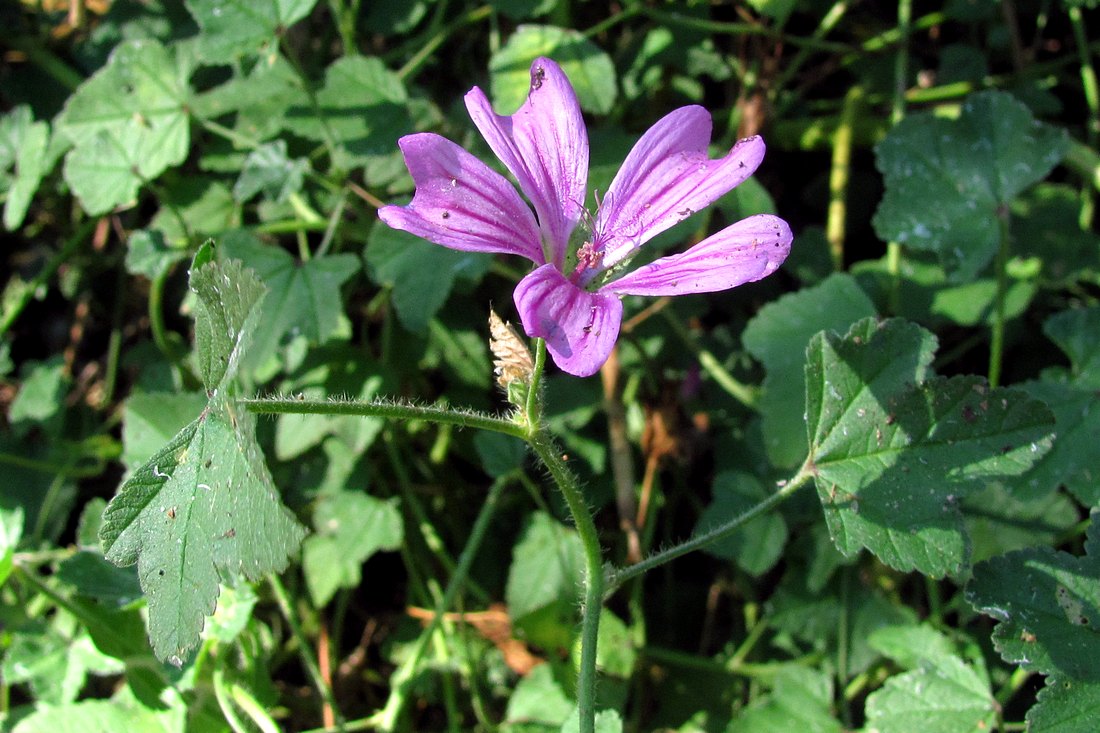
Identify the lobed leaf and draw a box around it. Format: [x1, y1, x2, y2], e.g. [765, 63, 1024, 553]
[185, 0, 320, 62]
[806, 318, 1055, 576]
[100, 254, 306, 662]
[57, 40, 192, 214]
[966, 510, 1100, 683]
[873, 91, 1068, 281]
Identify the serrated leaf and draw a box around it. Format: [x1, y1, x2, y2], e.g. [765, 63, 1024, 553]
[490, 25, 617, 114]
[873, 91, 1068, 281]
[220, 233, 359, 368]
[99, 405, 305, 662]
[283, 56, 410, 169]
[965, 483, 1080, 563]
[233, 140, 307, 203]
[1016, 380, 1100, 506]
[863, 655, 995, 733]
[696, 471, 788, 577]
[966, 511, 1100, 682]
[302, 492, 403, 607]
[100, 255, 306, 662]
[1027, 677, 1100, 733]
[807, 318, 1055, 576]
[743, 273, 876, 468]
[0, 106, 51, 230]
[185, 0, 319, 62]
[57, 40, 192, 214]
[365, 225, 492, 334]
[190, 255, 268, 391]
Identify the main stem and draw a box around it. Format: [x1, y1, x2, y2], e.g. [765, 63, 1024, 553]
[526, 429, 603, 733]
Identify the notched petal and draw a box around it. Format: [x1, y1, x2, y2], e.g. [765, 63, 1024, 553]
[606, 214, 793, 296]
[377, 133, 543, 262]
[513, 264, 622, 377]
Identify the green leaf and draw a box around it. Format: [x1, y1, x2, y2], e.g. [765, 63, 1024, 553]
[282, 56, 410, 169]
[504, 663, 574, 731]
[727, 666, 841, 733]
[9, 357, 67, 429]
[696, 471, 788, 577]
[742, 273, 876, 468]
[189, 255, 268, 391]
[506, 511, 584, 622]
[221, 232, 359, 368]
[806, 318, 1055, 576]
[192, 55, 303, 143]
[1016, 380, 1100, 506]
[11, 698, 165, 733]
[57, 40, 192, 215]
[873, 90, 1068, 281]
[966, 510, 1100, 682]
[365, 225, 492, 334]
[1013, 184, 1100, 285]
[863, 655, 995, 733]
[1043, 306, 1100, 388]
[55, 550, 144, 609]
[301, 492, 403, 607]
[122, 392, 209, 473]
[965, 483, 1080, 563]
[490, 26, 617, 115]
[124, 230, 189, 280]
[185, 0, 320, 62]
[474, 432, 527, 478]
[99, 256, 306, 663]
[0, 106, 51, 230]
[275, 362, 384, 460]
[1027, 677, 1100, 733]
[233, 140, 307, 203]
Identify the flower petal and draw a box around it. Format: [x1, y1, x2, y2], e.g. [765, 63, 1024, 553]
[465, 58, 588, 269]
[378, 133, 543, 262]
[606, 215, 792, 296]
[595, 107, 766, 269]
[514, 264, 622, 377]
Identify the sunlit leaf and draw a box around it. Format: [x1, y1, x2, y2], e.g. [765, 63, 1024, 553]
[0, 106, 51, 230]
[100, 256, 306, 663]
[57, 40, 192, 214]
[185, 0, 320, 62]
[807, 318, 1055, 576]
[743, 273, 876, 468]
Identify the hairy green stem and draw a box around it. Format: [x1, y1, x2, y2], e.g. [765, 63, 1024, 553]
[240, 396, 526, 438]
[526, 430, 604, 733]
[607, 470, 813, 593]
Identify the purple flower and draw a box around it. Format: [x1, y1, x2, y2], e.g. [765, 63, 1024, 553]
[379, 58, 792, 377]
